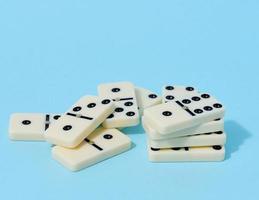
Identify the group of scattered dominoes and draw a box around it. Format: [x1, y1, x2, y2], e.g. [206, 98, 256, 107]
[9, 82, 226, 171]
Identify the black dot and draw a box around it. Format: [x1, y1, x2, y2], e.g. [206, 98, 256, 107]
[214, 118, 221, 121]
[194, 109, 203, 114]
[151, 147, 160, 151]
[204, 106, 213, 111]
[215, 131, 223, 134]
[201, 94, 210, 98]
[126, 111, 135, 116]
[102, 99, 111, 104]
[213, 145, 222, 150]
[213, 103, 222, 108]
[124, 101, 133, 106]
[107, 114, 114, 119]
[166, 95, 174, 100]
[22, 120, 31, 125]
[73, 106, 81, 112]
[184, 147, 189, 151]
[53, 115, 61, 120]
[115, 107, 124, 112]
[84, 138, 90, 143]
[182, 99, 191, 104]
[111, 88, 120, 92]
[63, 125, 72, 131]
[165, 86, 174, 90]
[148, 94, 157, 99]
[103, 134, 113, 139]
[162, 111, 172, 116]
[87, 103, 96, 108]
[186, 87, 194, 91]
[171, 147, 181, 150]
[192, 96, 201, 101]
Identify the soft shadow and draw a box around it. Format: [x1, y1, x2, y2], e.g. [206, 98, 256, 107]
[130, 142, 136, 149]
[225, 120, 252, 159]
[122, 124, 144, 135]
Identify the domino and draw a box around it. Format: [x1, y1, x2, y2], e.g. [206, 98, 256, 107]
[52, 127, 131, 171]
[9, 113, 61, 141]
[98, 82, 140, 128]
[45, 96, 115, 148]
[142, 116, 224, 139]
[143, 92, 225, 134]
[162, 85, 198, 103]
[148, 145, 225, 162]
[148, 131, 226, 148]
[135, 87, 162, 115]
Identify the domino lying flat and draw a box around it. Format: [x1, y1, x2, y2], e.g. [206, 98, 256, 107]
[98, 82, 140, 128]
[45, 96, 115, 148]
[162, 85, 198, 103]
[148, 131, 226, 148]
[52, 127, 131, 171]
[142, 116, 224, 139]
[143, 92, 225, 134]
[148, 145, 225, 162]
[9, 113, 61, 141]
[135, 87, 162, 115]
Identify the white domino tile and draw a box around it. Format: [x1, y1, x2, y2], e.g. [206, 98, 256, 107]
[135, 87, 161, 115]
[98, 82, 140, 128]
[45, 96, 115, 148]
[162, 85, 198, 103]
[9, 113, 61, 141]
[148, 132, 226, 148]
[148, 145, 225, 162]
[143, 92, 225, 134]
[52, 127, 131, 171]
[142, 116, 224, 139]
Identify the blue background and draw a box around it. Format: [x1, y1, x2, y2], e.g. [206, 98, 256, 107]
[0, 0, 258, 199]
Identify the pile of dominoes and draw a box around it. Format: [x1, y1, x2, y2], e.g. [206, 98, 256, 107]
[143, 86, 226, 162]
[9, 82, 226, 172]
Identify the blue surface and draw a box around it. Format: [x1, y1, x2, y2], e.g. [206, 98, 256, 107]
[0, 0, 258, 199]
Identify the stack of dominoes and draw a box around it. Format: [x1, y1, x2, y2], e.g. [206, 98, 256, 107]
[8, 82, 226, 172]
[142, 85, 226, 162]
